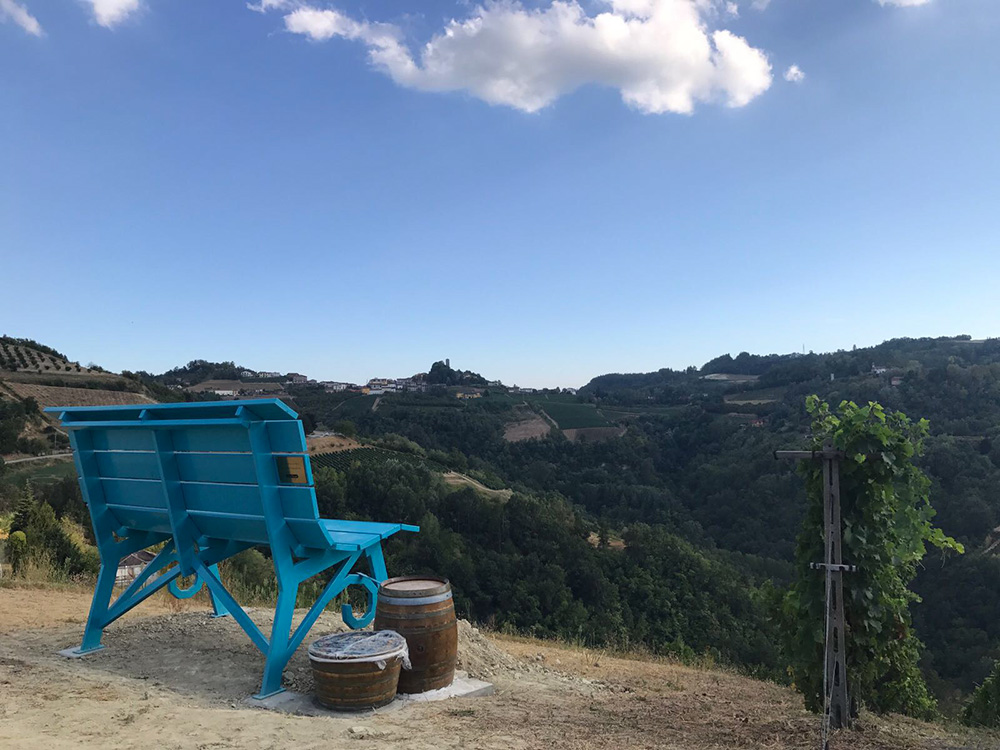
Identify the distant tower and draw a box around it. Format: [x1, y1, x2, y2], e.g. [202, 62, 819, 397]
[446, 358, 450, 368]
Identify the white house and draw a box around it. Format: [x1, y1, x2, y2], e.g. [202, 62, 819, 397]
[116, 550, 156, 586]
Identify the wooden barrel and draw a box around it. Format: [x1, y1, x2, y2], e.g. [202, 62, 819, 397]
[375, 577, 457, 694]
[308, 631, 407, 711]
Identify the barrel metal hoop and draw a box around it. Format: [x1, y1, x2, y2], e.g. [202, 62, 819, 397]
[377, 576, 451, 598]
[378, 591, 453, 606]
[376, 614, 458, 628]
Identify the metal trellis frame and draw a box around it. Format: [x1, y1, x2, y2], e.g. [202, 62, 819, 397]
[776, 441, 856, 750]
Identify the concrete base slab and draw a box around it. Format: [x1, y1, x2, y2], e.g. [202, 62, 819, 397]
[399, 676, 495, 703]
[246, 689, 406, 718]
[247, 672, 494, 717]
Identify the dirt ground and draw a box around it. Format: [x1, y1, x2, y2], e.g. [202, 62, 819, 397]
[0, 585, 996, 750]
[306, 435, 363, 454]
[503, 417, 552, 442]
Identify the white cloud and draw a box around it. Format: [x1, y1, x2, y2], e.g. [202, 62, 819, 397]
[0, 0, 43, 36]
[753, 0, 932, 8]
[783, 64, 804, 83]
[277, 0, 773, 115]
[86, 0, 141, 28]
[248, 0, 292, 13]
[725, 2, 738, 17]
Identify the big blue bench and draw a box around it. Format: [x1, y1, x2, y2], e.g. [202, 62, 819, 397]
[46, 398, 418, 698]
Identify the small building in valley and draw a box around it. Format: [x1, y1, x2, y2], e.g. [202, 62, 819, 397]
[116, 550, 156, 586]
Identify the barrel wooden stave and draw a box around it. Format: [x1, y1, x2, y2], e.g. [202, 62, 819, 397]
[375, 577, 458, 694]
[311, 656, 402, 711]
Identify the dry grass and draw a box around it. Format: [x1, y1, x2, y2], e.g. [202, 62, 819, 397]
[306, 434, 363, 453]
[5, 382, 153, 408]
[586, 532, 626, 550]
[442, 472, 513, 499]
[0, 581, 206, 634]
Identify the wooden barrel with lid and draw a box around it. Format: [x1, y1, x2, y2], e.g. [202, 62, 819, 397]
[308, 631, 407, 711]
[374, 576, 457, 694]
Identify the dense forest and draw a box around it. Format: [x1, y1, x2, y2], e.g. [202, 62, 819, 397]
[5, 334, 1000, 717]
[286, 336, 1000, 711]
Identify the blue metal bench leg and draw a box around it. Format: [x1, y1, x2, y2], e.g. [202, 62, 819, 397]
[207, 564, 231, 618]
[167, 563, 229, 618]
[256, 582, 299, 699]
[76, 559, 118, 654]
[334, 545, 386, 630]
[366, 544, 388, 581]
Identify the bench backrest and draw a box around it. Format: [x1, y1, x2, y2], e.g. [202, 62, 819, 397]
[47, 399, 336, 551]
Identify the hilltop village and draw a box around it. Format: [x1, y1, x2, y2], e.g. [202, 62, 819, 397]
[176, 359, 578, 401]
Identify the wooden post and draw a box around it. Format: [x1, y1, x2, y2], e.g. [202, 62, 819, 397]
[821, 441, 850, 733]
[775, 443, 856, 748]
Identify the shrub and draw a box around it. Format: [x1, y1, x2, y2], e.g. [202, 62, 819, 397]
[15, 547, 66, 584]
[964, 661, 1000, 728]
[15, 437, 49, 456]
[777, 398, 962, 719]
[333, 419, 357, 437]
[7, 530, 27, 573]
[221, 548, 278, 605]
[9, 490, 99, 579]
[372, 433, 426, 457]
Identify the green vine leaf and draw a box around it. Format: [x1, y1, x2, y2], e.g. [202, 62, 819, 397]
[776, 397, 963, 720]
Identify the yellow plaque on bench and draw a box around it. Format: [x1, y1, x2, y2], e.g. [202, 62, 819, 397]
[276, 455, 308, 484]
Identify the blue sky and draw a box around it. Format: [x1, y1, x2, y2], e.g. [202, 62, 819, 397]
[2, 0, 998, 388]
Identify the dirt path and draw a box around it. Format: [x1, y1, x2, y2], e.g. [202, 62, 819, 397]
[0, 586, 995, 750]
[3, 453, 73, 465]
[327, 395, 365, 414]
[535, 406, 560, 430]
[442, 472, 512, 500]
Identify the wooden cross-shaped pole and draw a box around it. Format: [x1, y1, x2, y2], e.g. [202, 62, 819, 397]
[775, 441, 855, 748]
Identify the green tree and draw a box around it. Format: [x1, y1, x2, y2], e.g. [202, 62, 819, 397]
[334, 419, 357, 437]
[11, 484, 35, 534]
[778, 397, 963, 719]
[313, 467, 347, 518]
[964, 660, 1000, 728]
